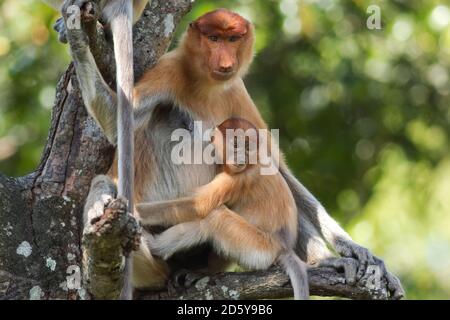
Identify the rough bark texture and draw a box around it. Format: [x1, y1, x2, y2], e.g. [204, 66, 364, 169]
[82, 197, 141, 299]
[0, 0, 392, 300]
[137, 266, 390, 300]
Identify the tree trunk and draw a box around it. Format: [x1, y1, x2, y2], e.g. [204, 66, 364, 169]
[0, 0, 388, 300]
[0, 0, 192, 300]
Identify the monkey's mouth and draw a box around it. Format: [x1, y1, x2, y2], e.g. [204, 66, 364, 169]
[212, 70, 235, 80]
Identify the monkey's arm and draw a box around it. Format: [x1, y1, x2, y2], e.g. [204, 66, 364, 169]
[137, 172, 236, 226]
[279, 164, 405, 299]
[61, 1, 119, 144]
[280, 164, 377, 271]
[136, 198, 199, 227]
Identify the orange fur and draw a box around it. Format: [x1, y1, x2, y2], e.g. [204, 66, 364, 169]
[110, 9, 302, 291]
[137, 117, 298, 265]
[111, 9, 268, 203]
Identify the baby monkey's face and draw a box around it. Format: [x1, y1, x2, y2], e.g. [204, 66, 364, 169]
[210, 118, 259, 173]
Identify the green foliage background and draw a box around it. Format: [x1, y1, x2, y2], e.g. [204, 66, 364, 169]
[0, 0, 449, 299]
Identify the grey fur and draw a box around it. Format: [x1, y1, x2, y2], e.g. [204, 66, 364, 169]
[279, 251, 309, 300]
[108, 0, 135, 301]
[103, 0, 135, 300]
[108, 0, 134, 218]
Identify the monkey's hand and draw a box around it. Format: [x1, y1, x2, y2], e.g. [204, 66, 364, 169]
[334, 238, 405, 300]
[61, 0, 100, 51]
[136, 198, 201, 227]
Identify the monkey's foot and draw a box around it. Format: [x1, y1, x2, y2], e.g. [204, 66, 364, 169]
[334, 238, 405, 300]
[361, 256, 405, 300]
[86, 197, 141, 254]
[171, 269, 209, 289]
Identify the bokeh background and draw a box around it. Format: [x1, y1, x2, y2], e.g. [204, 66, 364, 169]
[0, 0, 449, 299]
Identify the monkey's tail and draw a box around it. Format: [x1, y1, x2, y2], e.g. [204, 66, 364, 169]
[108, 0, 135, 300]
[279, 251, 309, 300]
[109, 0, 135, 210]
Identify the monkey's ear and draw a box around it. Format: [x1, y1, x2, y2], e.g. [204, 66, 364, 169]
[189, 22, 198, 30]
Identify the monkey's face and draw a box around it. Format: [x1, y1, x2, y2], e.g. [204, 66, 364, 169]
[189, 9, 254, 82]
[210, 128, 247, 173]
[211, 118, 259, 173]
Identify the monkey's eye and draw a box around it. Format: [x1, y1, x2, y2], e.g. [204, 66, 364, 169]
[208, 36, 219, 42]
[229, 36, 241, 42]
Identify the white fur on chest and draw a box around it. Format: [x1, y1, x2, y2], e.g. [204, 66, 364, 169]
[141, 103, 216, 202]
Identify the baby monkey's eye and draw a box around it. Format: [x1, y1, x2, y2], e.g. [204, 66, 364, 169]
[208, 35, 219, 42]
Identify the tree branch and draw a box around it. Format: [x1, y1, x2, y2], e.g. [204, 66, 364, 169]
[136, 266, 389, 300]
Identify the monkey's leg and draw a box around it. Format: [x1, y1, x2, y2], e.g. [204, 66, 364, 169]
[132, 229, 169, 290]
[204, 207, 281, 270]
[136, 198, 200, 227]
[281, 166, 405, 299]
